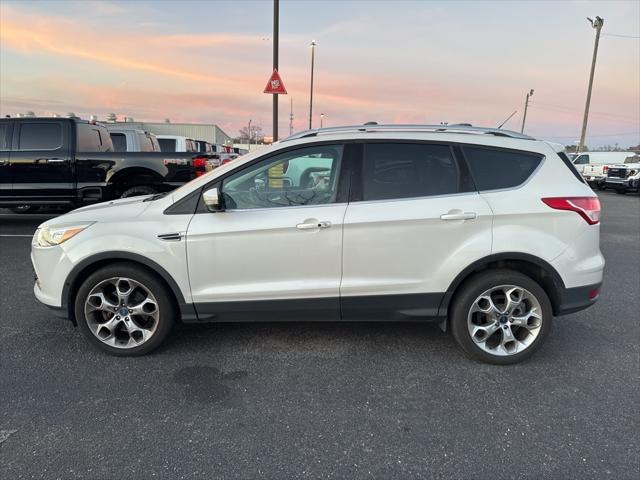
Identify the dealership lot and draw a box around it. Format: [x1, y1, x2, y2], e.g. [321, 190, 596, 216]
[1, 191, 638, 479]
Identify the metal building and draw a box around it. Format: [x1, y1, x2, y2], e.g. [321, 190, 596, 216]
[105, 121, 232, 146]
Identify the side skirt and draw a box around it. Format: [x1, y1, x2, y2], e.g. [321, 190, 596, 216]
[186, 293, 446, 323]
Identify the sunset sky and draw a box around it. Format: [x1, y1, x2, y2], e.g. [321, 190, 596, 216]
[1, 0, 638, 147]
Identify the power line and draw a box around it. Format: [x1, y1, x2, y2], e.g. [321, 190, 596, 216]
[540, 132, 639, 139]
[602, 33, 640, 39]
[529, 102, 640, 122]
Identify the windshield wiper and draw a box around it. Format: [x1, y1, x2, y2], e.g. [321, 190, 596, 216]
[143, 192, 169, 202]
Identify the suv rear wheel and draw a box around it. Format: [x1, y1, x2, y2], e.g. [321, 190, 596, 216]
[74, 263, 175, 356]
[450, 269, 552, 365]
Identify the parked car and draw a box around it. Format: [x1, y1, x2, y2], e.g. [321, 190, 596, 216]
[108, 128, 161, 152]
[156, 135, 198, 153]
[605, 155, 640, 193]
[31, 123, 603, 364]
[572, 152, 630, 179]
[0, 117, 213, 212]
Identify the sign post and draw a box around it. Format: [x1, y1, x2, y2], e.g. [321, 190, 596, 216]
[272, 0, 279, 141]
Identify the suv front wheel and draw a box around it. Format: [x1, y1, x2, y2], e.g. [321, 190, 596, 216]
[74, 263, 175, 356]
[450, 269, 552, 365]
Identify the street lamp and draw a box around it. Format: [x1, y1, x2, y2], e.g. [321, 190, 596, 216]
[320, 113, 324, 128]
[520, 89, 534, 134]
[309, 40, 316, 129]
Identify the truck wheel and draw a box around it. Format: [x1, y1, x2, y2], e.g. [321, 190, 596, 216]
[120, 185, 157, 198]
[9, 205, 39, 214]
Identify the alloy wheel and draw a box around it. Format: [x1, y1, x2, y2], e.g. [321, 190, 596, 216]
[467, 284, 543, 356]
[84, 277, 159, 349]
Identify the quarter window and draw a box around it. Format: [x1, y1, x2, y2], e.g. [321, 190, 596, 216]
[463, 146, 543, 191]
[361, 143, 466, 201]
[18, 123, 62, 150]
[222, 145, 343, 209]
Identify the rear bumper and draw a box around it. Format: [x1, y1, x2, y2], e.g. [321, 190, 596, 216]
[556, 282, 602, 315]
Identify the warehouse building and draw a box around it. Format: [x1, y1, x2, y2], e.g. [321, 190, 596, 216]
[107, 120, 233, 145]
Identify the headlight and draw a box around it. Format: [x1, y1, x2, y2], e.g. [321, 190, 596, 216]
[34, 222, 95, 247]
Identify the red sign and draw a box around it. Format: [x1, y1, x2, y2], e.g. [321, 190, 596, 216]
[263, 69, 287, 94]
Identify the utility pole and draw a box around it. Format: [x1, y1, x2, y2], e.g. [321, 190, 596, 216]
[289, 97, 294, 136]
[578, 16, 604, 153]
[520, 89, 534, 133]
[272, 0, 279, 141]
[309, 40, 316, 129]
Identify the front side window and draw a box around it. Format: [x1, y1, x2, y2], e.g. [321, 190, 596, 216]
[573, 155, 589, 165]
[19, 123, 62, 150]
[222, 145, 343, 209]
[361, 143, 465, 201]
[463, 146, 543, 191]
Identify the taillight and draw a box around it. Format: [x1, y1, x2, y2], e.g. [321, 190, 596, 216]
[193, 156, 207, 177]
[603, 165, 608, 173]
[221, 158, 233, 165]
[542, 196, 601, 225]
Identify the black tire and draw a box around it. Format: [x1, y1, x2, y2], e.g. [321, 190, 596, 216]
[9, 205, 39, 214]
[74, 263, 176, 356]
[120, 185, 158, 198]
[615, 189, 627, 195]
[450, 269, 553, 365]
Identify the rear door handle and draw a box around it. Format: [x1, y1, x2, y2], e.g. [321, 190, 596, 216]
[46, 158, 66, 163]
[440, 211, 477, 221]
[297, 221, 331, 230]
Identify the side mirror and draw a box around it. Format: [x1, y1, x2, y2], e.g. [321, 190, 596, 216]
[203, 187, 223, 212]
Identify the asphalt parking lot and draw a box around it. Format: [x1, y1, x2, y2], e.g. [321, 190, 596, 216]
[1, 191, 638, 480]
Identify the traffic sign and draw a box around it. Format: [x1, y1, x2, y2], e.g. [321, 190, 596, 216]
[264, 69, 287, 94]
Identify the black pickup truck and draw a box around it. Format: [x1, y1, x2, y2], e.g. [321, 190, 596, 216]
[0, 117, 210, 213]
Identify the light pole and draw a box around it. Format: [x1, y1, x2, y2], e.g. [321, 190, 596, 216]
[248, 119, 252, 151]
[578, 16, 604, 154]
[320, 113, 324, 128]
[309, 40, 316, 129]
[289, 97, 294, 136]
[520, 89, 534, 134]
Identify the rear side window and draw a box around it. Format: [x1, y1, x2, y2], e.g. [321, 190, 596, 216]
[361, 143, 470, 201]
[111, 133, 127, 152]
[463, 146, 543, 191]
[19, 123, 62, 150]
[159, 138, 176, 152]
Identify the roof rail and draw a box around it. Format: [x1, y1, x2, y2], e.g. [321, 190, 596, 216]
[280, 123, 535, 142]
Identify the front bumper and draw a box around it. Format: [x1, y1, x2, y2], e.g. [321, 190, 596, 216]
[31, 244, 74, 313]
[605, 177, 639, 190]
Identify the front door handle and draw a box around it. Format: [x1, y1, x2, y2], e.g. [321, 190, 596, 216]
[46, 158, 66, 163]
[440, 211, 477, 221]
[297, 220, 331, 230]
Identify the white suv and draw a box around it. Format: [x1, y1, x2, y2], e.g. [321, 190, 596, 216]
[31, 124, 604, 364]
